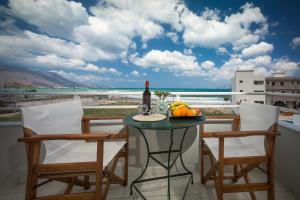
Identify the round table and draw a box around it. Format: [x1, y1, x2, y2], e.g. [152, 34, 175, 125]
[124, 114, 206, 200]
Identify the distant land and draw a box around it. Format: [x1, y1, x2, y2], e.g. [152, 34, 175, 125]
[0, 66, 89, 88]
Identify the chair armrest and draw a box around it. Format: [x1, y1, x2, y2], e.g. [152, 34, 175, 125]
[203, 130, 280, 138]
[18, 132, 127, 142]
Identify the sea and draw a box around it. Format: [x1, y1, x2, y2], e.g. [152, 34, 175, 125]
[0, 87, 231, 105]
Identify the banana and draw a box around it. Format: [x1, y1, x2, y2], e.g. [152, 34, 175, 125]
[170, 101, 189, 111]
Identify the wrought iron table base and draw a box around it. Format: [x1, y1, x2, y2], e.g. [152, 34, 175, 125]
[130, 127, 194, 200]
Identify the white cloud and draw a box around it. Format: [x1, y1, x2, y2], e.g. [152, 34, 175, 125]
[181, 3, 267, 49]
[8, 0, 88, 39]
[207, 55, 299, 80]
[143, 73, 147, 76]
[216, 47, 228, 55]
[166, 32, 179, 43]
[201, 60, 215, 70]
[132, 50, 200, 72]
[202, 7, 220, 20]
[272, 58, 299, 74]
[54, 71, 111, 84]
[83, 64, 121, 75]
[131, 70, 140, 77]
[101, 0, 183, 31]
[35, 54, 85, 68]
[183, 49, 193, 55]
[241, 42, 273, 58]
[291, 37, 300, 49]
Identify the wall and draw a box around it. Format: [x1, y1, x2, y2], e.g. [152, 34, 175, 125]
[276, 121, 300, 198]
[232, 71, 265, 104]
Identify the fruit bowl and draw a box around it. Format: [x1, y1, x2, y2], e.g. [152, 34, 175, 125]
[169, 111, 202, 118]
[169, 101, 202, 118]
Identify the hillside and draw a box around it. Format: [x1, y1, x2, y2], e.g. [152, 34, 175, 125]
[0, 66, 89, 88]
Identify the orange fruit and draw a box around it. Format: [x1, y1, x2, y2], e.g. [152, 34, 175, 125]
[177, 105, 188, 116]
[187, 109, 196, 116]
[172, 109, 182, 117]
[172, 105, 188, 116]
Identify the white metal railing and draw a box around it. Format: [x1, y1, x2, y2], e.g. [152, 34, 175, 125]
[0, 91, 300, 112]
[0, 91, 297, 96]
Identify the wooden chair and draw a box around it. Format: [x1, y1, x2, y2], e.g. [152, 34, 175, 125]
[200, 102, 280, 200]
[18, 100, 128, 200]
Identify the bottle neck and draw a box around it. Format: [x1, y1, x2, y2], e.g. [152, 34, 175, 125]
[145, 81, 149, 90]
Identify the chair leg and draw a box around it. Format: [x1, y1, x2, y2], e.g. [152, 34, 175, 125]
[96, 141, 104, 200]
[25, 142, 40, 200]
[233, 164, 238, 182]
[84, 176, 91, 190]
[267, 136, 275, 200]
[25, 168, 38, 200]
[200, 139, 205, 184]
[239, 164, 257, 200]
[123, 144, 128, 186]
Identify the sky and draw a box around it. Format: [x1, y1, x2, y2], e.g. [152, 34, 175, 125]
[0, 0, 300, 88]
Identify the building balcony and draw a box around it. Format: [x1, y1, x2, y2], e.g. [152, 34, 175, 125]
[0, 92, 300, 199]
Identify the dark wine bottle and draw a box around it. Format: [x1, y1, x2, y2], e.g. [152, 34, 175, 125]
[142, 80, 151, 115]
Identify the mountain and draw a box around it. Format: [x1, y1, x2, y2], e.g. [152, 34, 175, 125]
[0, 66, 89, 88]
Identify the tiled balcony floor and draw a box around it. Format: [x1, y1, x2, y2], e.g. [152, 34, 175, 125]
[1, 162, 299, 200]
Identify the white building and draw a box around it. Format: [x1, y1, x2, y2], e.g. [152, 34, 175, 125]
[231, 70, 266, 104]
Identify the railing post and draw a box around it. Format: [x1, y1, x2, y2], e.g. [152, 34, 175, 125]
[73, 94, 80, 100]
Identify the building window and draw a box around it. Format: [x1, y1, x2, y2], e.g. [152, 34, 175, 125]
[272, 81, 275, 86]
[292, 81, 294, 85]
[266, 81, 269, 85]
[240, 90, 243, 92]
[254, 101, 264, 104]
[254, 90, 264, 92]
[281, 91, 285, 93]
[239, 80, 243, 83]
[280, 82, 284, 86]
[298, 81, 300, 85]
[254, 80, 264, 85]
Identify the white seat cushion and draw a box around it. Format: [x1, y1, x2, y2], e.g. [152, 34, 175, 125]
[203, 137, 265, 160]
[43, 140, 126, 169]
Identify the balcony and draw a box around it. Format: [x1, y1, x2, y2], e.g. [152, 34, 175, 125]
[0, 91, 300, 199]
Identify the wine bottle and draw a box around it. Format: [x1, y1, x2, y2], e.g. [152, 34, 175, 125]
[142, 80, 151, 115]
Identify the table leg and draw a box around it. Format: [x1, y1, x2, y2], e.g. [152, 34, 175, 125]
[130, 128, 150, 198]
[167, 129, 174, 199]
[179, 127, 194, 185]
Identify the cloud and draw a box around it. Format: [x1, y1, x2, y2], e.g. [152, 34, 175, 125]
[181, 3, 267, 49]
[132, 50, 200, 72]
[216, 47, 228, 55]
[35, 54, 85, 68]
[201, 60, 215, 70]
[291, 37, 300, 49]
[54, 71, 111, 84]
[131, 70, 140, 77]
[166, 32, 179, 43]
[241, 42, 274, 58]
[207, 55, 299, 80]
[8, 0, 88, 39]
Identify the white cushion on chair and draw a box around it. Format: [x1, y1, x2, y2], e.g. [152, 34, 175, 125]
[204, 102, 279, 160]
[203, 137, 265, 160]
[43, 140, 126, 169]
[21, 100, 126, 169]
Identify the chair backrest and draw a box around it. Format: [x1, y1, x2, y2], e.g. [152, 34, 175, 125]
[21, 100, 84, 162]
[238, 102, 279, 154]
[239, 102, 279, 131]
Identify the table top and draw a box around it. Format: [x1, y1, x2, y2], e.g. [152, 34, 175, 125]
[124, 114, 206, 130]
